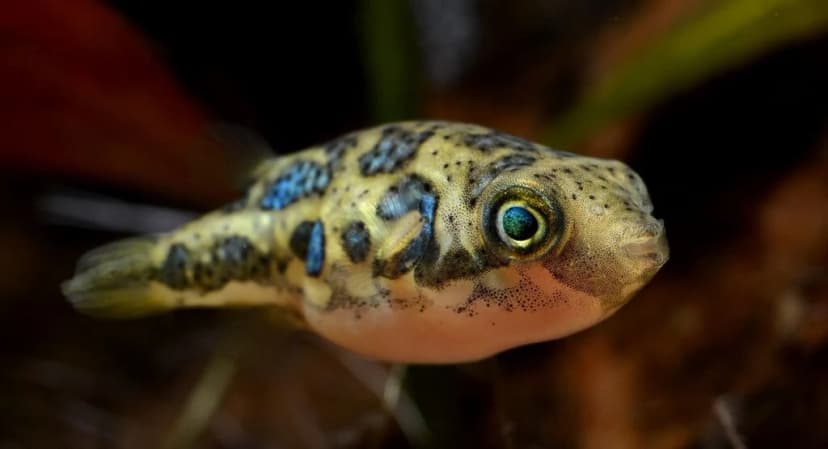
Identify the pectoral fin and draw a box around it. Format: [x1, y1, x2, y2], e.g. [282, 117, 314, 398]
[373, 211, 426, 279]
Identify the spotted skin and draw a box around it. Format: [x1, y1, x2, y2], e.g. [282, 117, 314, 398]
[260, 160, 330, 210]
[468, 153, 537, 205]
[376, 174, 434, 220]
[304, 221, 325, 277]
[463, 131, 541, 153]
[358, 126, 435, 175]
[158, 244, 190, 289]
[374, 190, 438, 279]
[324, 134, 357, 172]
[63, 121, 668, 363]
[289, 221, 317, 261]
[341, 221, 371, 263]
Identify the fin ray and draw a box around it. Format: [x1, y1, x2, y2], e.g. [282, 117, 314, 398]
[63, 236, 173, 318]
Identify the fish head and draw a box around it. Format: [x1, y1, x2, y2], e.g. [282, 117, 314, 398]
[469, 154, 669, 337]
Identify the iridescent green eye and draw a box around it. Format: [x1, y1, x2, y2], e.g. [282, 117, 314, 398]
[494, 200, 549, 252]
[502, 206, 538, 241]
[484, 186, 564, 259]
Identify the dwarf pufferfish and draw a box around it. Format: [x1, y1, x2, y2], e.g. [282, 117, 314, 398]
[63, 121, 668, 363]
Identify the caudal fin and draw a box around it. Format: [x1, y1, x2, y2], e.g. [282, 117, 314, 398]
[62, 236, 173, 318]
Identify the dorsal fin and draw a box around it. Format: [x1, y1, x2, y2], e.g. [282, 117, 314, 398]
[204, 123, 276, 191]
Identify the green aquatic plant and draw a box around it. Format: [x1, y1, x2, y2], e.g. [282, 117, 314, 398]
[545, 0, 828, 147]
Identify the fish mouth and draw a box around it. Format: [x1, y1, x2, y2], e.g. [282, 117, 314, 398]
[622, 219, 669, 269]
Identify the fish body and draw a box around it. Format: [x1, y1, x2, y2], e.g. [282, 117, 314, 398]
[63, 121, 668, 363]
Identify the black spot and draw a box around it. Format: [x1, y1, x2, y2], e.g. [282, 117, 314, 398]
[253, 255, 270, 276]
[463, 131, 538, 153]
[192, 263, 205, 284]
[467, 153, 537, 204]
[358, 126, 434, 175]
[341, 221, 371, 263]
[290, 221, 316, 259]
[220, 236, 252, 262]
[276, 258, 289, 273]
[159, 244, 190, 289]
[182, 235, 273, 291]
[324, 135, 358, 172]
[414, 246, 482, 287]
[216, 236, 254, 278]
[290, 220, 326, 276]
[260, 160, 330, 210]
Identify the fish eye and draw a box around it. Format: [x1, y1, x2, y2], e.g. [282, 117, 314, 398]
[483, 186, 563, 259]
[497, 203, 543, 248]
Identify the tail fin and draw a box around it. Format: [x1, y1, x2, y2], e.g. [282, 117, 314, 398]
[62, 236, 173, 318]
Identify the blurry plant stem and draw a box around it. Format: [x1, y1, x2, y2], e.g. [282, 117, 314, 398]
[324, 344, 431, 448]
[544, 0, 828, 147]
[360, 0, 420, 121]
[383, 363, 406, 410]
[382, 363, 432, 446]
[159, 325, 244, 449]
[713, 397, 747, 449]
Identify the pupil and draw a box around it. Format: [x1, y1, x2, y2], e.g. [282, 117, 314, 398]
[502, 206, 538, 241]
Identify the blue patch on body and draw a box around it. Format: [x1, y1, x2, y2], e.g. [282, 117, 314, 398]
[341, 221, 371, 263]
[305, 220, 325, 276]
[358, 127, 434, 175]
[419, 193, 436, 238]
[260, 161, 330, 210]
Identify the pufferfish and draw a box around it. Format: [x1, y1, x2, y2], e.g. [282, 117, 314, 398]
[62, 121, 668, 363]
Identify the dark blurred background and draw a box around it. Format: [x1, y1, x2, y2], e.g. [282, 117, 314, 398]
[1, 1, 827, 448]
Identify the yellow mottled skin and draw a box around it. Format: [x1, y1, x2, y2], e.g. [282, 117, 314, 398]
[63, 121, 668, 363]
